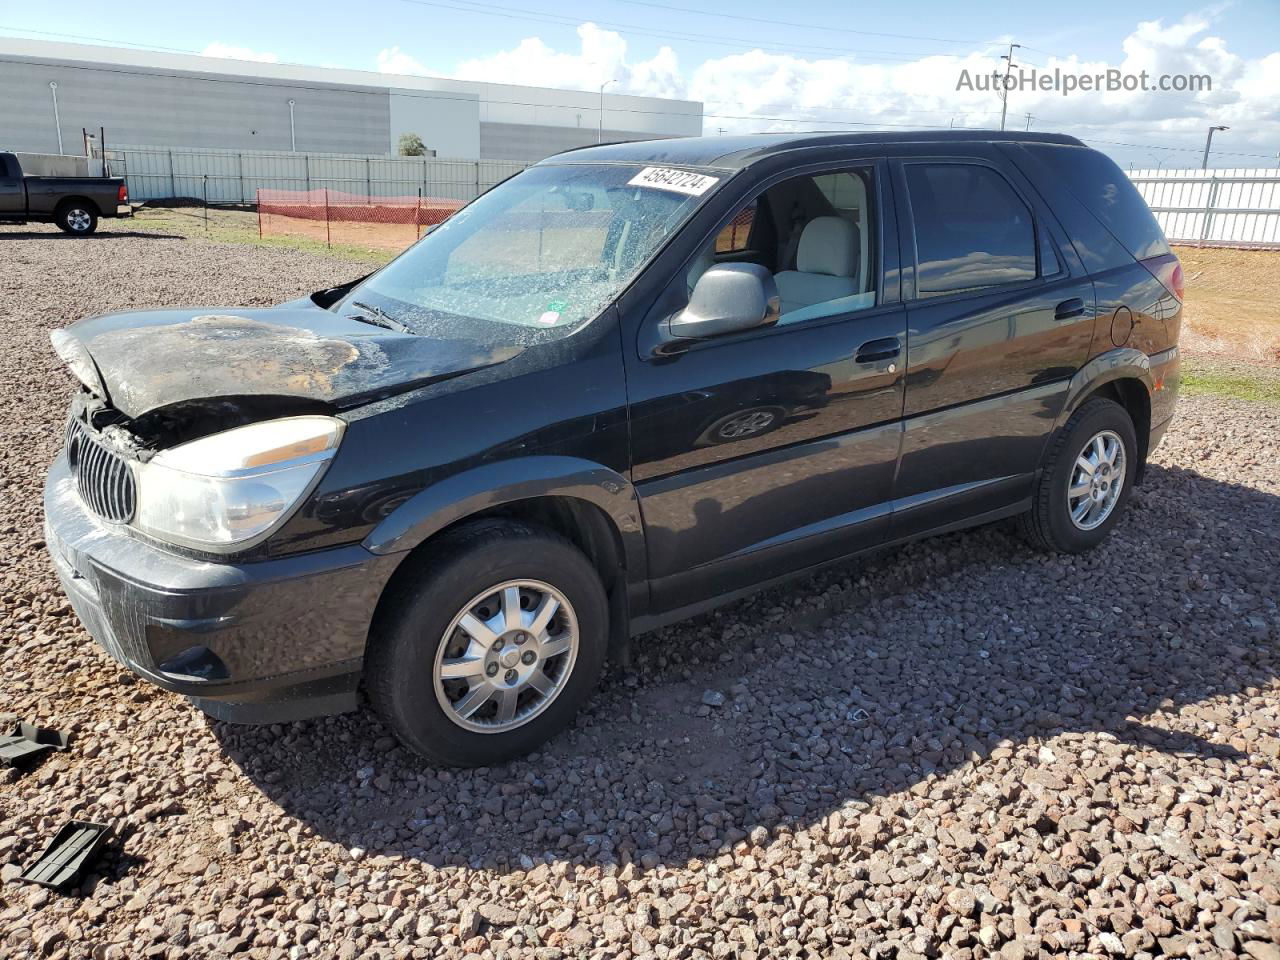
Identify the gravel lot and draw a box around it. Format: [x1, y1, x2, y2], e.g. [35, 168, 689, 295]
[2, 223, 1278, 960]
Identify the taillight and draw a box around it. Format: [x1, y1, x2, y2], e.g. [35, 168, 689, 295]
[1141, 254, 1183, 302]
[117, 183, 128, 203]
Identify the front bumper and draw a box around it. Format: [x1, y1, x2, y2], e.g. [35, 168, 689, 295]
[44, 454, 404, 723]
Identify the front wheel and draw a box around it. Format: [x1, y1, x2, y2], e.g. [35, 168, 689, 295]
[56, 203, 98, 235]
[365, 520, 608, 766]
[1020, 397, 1138, 553]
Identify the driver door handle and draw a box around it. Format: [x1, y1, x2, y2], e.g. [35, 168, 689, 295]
[855, 337, 902, 364]
[1054, 298, 1086, 321]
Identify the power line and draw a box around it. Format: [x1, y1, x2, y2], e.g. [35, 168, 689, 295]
[618, 1, 1006, 46]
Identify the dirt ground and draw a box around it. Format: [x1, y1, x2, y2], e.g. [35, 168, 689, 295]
[1, 223, 1277, 960]
[259, 212, 424, 255]
[1172, 245, 1280, 365]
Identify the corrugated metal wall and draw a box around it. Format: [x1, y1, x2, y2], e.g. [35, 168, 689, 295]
[111, 145, 529, 204]
[1130, 168, 1280, 247]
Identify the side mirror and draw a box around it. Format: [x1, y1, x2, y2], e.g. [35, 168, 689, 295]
[668, 263, 780, 341]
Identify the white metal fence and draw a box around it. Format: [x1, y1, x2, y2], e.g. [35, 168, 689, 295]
[106, 144, 532, 206]
[1129, 168, 1280, 248]
[72, 147, 1280, 249]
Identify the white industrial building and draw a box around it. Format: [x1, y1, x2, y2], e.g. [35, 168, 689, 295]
[0, 38, 704, 162]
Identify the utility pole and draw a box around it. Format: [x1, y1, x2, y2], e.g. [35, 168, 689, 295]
[1201, 125, 1228, 169]
[998, 42, 1021, 131]
[1023, 112, 1034, 131]
[598, 80, 614, 143]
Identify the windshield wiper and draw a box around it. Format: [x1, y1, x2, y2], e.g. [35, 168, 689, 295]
[349, 301, 411, 334]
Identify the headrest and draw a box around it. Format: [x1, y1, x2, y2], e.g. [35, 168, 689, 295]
[797, 216, 858, 279]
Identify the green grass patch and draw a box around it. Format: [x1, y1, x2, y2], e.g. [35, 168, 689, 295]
[127, 206, 395, 266]
[1182, 362, 1280, 406]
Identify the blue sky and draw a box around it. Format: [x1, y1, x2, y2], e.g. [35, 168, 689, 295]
[3, 0, 1278, 167]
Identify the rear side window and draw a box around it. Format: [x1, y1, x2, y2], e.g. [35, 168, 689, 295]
[1024, 144, 1170, 260]
[906, 163, 1037, 295]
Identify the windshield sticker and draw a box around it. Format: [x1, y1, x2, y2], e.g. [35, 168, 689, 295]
[537, 311, 561, 325]
[627, 167, 720, 197]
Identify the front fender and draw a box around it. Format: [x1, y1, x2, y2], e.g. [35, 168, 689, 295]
[362, 456, 646, 577]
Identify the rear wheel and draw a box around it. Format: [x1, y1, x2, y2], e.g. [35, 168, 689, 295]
[366, 520, 608, 766]
[1020, 398, 1137, 553]
[55, 203, 98, 235]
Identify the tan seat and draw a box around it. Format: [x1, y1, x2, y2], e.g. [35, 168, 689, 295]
[774, 217, 863, 322]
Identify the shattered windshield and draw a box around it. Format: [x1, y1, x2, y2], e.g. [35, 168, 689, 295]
[336, 163, 722, 341]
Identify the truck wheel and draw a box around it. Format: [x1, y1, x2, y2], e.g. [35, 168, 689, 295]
[366, 519, 608, 766]
[56, 203, 98, 235]
[1019, 397, 1137, 553]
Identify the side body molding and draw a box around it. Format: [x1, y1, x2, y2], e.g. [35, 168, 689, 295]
[362, 456, 647, 579]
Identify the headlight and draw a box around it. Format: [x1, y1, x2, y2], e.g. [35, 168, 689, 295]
[134, 416, 344, 550]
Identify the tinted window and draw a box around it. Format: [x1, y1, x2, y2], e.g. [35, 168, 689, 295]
[1038, 228, 1061, 276]
[1025, 144, 1170, 260]
[906, 163, 1036, 295]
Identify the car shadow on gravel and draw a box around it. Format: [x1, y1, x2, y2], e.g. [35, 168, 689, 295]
[210, 462, 1276, 873]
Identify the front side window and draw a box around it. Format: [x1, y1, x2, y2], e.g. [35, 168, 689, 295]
[906, 163, 1037, 296]
[339, 163, 720, 344]
[685, 166, 877, 327]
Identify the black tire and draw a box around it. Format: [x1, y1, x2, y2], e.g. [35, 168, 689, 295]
[366, 519, 608, 766]
[55, 202, 98, 235]
[1019, 397, 1138, 553]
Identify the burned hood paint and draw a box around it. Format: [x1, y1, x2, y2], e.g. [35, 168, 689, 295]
[53, 306, 522, 418]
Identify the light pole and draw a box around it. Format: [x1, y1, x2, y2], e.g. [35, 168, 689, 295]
[288, 99, 297, 152]
[998, 42, 1020, 132]
[597, 80, 614, 143]
[1201, 125, 1228, 170]
[49, 81, 64, 154]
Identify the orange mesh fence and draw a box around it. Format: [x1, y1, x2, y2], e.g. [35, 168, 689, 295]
[257, 188, 465, 253]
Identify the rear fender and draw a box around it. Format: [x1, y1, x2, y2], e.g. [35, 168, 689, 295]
[1055, 347, 1153, 431]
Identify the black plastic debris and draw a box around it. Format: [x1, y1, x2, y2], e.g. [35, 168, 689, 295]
[0, 721, 71, 767]
[19, 821, 112, 891]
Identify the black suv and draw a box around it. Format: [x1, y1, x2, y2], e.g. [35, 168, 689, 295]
[45, 132, 1182, 765]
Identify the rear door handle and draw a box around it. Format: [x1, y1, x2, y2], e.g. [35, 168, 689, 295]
[1054, 298, 1086, 321]
[855, 337, 902, 364]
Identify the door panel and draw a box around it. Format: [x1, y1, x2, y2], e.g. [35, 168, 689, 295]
[890, 158, 1095, 537]
[631, 305, 907, 610]
[0, 160, 25, 217]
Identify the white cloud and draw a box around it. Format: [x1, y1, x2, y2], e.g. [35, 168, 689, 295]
[379, 24, 684, 99]
[376, 46, 430, 75]
[200, 43, 279, 64]
[377, 13, 1279, 166]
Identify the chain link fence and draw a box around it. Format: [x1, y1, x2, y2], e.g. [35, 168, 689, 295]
[106, 145, 530, 207]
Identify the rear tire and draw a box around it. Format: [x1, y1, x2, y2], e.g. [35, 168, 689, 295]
[366, 519, 608, 766]
[55, 203, 98, 235]
[1019, 397, 1137, 553]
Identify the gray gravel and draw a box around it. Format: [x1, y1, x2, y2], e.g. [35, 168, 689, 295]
[2, 222, 1279, 960]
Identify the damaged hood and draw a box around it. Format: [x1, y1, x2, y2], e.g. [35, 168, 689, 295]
[51, 306, 522, 418]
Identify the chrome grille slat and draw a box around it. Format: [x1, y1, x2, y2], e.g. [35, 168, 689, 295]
[66, 417, 136, 524]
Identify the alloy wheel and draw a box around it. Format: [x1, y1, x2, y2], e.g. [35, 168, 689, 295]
[432, 579, 579, 733]
[66, 209, 92, 232]
[1067, 429, 1126, 531]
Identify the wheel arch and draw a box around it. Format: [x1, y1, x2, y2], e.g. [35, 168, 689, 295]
[1056, 348, 1155, 483]
[55, 196, 102, 217]
[362, 457, 646, 663]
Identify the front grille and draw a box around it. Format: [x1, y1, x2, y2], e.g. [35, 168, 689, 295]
[66, 418, 136, 524]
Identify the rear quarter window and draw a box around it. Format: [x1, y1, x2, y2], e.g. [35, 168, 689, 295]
[1024, 145, 1170, 260]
